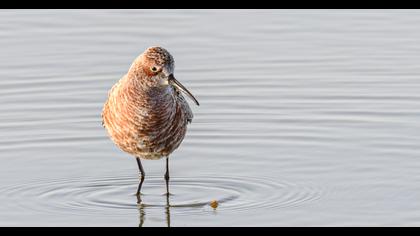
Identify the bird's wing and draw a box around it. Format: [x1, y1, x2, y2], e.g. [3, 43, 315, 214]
[101, 75, 125, 128]
[178, 93, 194, 123]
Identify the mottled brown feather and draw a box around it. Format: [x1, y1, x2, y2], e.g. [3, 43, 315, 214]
[102, 47, 193, 160]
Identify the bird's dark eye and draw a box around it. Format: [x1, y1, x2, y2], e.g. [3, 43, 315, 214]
[151, 66, 157, 72]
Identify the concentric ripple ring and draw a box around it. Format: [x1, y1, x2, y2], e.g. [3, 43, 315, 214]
[0, 174, 324, 217]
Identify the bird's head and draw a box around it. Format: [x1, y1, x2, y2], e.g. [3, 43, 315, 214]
[133, 46, 199, 106]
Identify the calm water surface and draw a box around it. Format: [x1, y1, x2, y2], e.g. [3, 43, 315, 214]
[1, 10, 420, 226]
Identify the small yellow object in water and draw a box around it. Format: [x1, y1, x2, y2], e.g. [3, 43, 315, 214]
[210, 200, 219, 209]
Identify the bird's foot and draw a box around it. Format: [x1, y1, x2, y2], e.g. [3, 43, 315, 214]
[136, 193, 142, 204]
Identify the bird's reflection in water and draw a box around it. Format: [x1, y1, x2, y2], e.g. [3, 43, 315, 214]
[138, 201, 146, 227]
[165, 193, 171, 227]
[137, 193, 171, 227]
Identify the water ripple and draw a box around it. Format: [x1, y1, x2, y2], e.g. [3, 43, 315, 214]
[0, 174, 323, 217]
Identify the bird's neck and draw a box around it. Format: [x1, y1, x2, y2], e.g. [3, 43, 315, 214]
[124, 74, 175, 107]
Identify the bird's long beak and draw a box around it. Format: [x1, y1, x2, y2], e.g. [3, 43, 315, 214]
[168, 74, 199, 106]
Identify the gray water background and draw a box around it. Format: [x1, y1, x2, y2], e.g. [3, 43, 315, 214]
[1, 10, 420, 226]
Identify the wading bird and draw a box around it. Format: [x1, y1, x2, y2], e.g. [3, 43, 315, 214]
[102, 46, 199, 198]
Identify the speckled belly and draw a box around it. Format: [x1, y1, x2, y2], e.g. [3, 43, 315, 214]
[103, 98, 188, 160]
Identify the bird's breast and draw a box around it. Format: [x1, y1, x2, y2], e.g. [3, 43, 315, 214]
[133, 90, 189, 157]
[103, 82, 189, 158]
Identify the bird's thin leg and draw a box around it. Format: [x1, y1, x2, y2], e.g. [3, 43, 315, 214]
[164, 156, 170, 195]
[136, 157, 146, 197]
